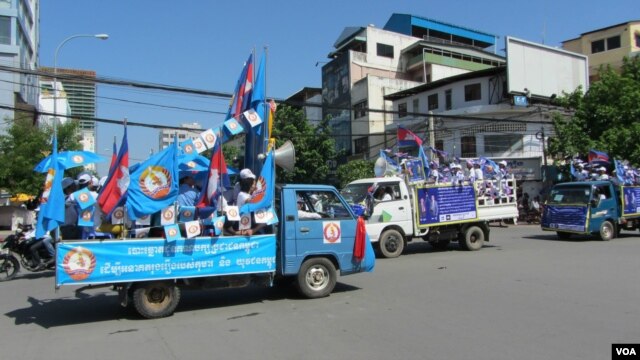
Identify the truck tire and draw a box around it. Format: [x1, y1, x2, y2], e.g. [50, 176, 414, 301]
[599, 221, 614, 241]
[556, 231, 572, 240]
[460, 226, 484, 251]
[0, 255, 19, 281]
[132, 281, 181, 319]
[296, 258, 336, 299]
[378, 229, 405, 258]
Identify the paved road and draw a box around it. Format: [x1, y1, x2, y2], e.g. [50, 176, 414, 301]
[1, 225, 639, 360]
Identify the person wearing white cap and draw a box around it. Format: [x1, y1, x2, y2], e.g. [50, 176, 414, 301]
[574, 161, 588, 181]
[236, 168, 257, 208]
[451, 163, 464, 186]
[310, 194, 323, 212]
[297, 196, 322, 219]
[595, 166, 609, 181]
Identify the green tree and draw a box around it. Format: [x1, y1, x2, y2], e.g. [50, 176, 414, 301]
[336, 159, 374, 188]
[548, 56, 640, 163]
[271, 104, 337, 184]
[0, 117, 81, 195]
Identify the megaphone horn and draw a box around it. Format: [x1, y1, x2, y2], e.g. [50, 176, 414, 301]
[274, 140, 296, 171]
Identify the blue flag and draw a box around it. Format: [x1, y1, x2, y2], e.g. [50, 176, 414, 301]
[126, 141, 179, 220]
[240, 150, 274, 214]
[35, 136, 65, 238]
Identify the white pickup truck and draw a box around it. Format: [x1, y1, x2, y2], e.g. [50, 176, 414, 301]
[342, 176, 518, 258]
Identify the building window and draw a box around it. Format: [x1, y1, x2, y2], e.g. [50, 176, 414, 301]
[428, 94, 438, 110]
[591, 39, 605, 53]
[377, 43, 394, 58]
[464, 83, 481, 102]
[412, 98, 419, 113]
[484, 134, 523, 154]
[354, 101, 367, 119]
[0, 16, 10, 45]
[461, 136, 476, 158]
[354, 137, 369, 155]
[636, 33, 640, 47]
[445, 89, 452, 110]
[398, 102, 407, 118]
[607, 35, 621, 50]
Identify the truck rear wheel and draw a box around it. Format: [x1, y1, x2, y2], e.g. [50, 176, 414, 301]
[296, 258, 336, 299]
[599, 221, 614, 241]
[378, 229, 405, 258]
[132, 281, 181, 319]
[460, 226, 484, 251]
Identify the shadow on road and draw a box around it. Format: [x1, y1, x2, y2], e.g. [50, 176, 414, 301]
[4, 282, 362, 327]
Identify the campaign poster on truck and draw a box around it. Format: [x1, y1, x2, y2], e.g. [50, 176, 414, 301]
[622, 186, 640, 217]
[541, 205, 589, 232]
[416, 184, 478, 227]
[56, 234, 277, 286]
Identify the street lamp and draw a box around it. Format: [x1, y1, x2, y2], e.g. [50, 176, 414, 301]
[52, 33, 109, 136]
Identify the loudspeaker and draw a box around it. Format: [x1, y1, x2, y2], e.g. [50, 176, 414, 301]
[374, 156, 399, 177]
[274, 140, 296, 171]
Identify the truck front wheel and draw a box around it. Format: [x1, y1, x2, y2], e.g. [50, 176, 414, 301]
[460, 226, 485, 251]
[132, 281, 181, 319]
[378, 229, 405, 258]
[599, 221, 614, 241]
[296, 258, 336, 299]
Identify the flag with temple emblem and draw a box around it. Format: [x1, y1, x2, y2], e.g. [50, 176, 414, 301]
[98, 126, 129, 216]
[588, 149, 610, 166]
[397, 126, 423, 147]
[196, 140, 230, 210]
[227, 53, 253, 120]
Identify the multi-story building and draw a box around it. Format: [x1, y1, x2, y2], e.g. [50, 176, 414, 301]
[0, 0, 39, 133]
[286, 87, 322, 125]
[40, 67, 98, 156]
[321, 13, 503, 161]
[562, 20, 640, 82]
[159, 122, 202, 150]
[385, 37, 588, 196]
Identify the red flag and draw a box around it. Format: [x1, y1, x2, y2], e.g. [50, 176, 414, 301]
[397, 126, 423, 147]
[353, 216, 366, 261]
[196, 141, 230, 209]
[98, 127, 129, 215]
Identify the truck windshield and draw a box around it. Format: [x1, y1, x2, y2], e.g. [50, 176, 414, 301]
[547, 186, 591, 205]
[340, 183, 372, 204]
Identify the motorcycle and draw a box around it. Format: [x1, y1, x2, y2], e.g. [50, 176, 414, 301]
[0, 224, 54, 281]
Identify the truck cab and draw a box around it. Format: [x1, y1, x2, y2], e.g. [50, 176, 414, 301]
[541, 181, 640, 240]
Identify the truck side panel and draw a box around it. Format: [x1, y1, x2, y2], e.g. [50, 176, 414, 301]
[55, 234, 277, 287]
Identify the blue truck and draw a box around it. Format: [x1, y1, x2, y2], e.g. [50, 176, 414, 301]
[56, 184, 374, 318]
[541, 181, 640, 240]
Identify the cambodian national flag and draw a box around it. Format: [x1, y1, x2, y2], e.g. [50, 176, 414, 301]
[240, 150, 274, 214]
[35, 136, 65, 238]
[397, 126, 423, 148]
[196, 141, 230, 210]
[588, 149, 610, 165]
[227, 54, 253, 121]
[98, 127, 129, 216]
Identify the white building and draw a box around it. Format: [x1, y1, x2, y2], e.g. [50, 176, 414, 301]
[0, 0, 39, 133]
[385, 37, 589, 196]
[159, 122, 203, 150]
[321, 14, 503, 162]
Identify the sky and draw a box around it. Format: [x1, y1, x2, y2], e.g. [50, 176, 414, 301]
[39, 0, 636, 176]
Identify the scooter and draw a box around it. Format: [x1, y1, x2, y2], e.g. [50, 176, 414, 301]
[0, 224, 54, 281]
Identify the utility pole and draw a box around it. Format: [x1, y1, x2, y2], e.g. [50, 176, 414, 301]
[428, 111, 435, 149]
